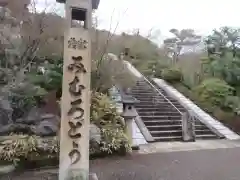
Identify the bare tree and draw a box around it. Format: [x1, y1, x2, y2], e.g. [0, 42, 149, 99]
[0, 0, 64, 98]
[90, 9, 138, 93]
[0, 0, 63, 75]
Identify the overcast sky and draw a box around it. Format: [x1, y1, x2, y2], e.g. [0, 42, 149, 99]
[37, 0, 240, 44]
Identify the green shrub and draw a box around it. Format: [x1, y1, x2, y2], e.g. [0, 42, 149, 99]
[91, 91, 131, 154]
[0, 93, 131, 167]
[154, 64, 171, 78]
[223, 96, 240, 115]
[0, 135, 59, 166]
[27, 57, 63, 93]
[161, 68, 182, 83]
[2, 82, 47, 120]
[193, 78, 234, 109]
[172, 83, 192, 98]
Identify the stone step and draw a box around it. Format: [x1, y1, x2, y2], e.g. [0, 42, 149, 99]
[136, 103, 181, 109]
[145, 123, 209, 128]
[135, 98, 180, 104]
[135, 98, 180, 103]
[138, 110, 185, 114]
[131, 91, 171, 97]
[137, 106, 183, 112]
[154, 131, 215, 137]
[134, 83, 151, 85]
[146, 124, 213, 131]
[141, 115, 181, 121]
[131, 89, 157, 94]
[153, 136, 183, 142]
[136, 99, 180, 104]
[146, 125, 182, 131]
[135, 99, 169, 102]
[131, 87, 154, 90]
[136, 106, 185, 112]
[137, 108, 185, 112]
[137, 110, 183, 115]
[136, 107, 183, 112]
[132, 95, 168, 99]
[135, 83, 152, 86]
[132, 87, 171, 93]
[153, 135, 218, 142]
[135, 103, 183, 108]
[136, 103, 165, 107]
[136, 81, 148, 83]
[131, 80, 219, 142]
[136, 107, 163, 112]
[142, 116, 212, 133]
[195, 129, 215, 135]
[196, 134, 219, 139]
[132, 96, 163, 100]
[150, 130, 182, 137]
[133, 89, 164, 93]
[132, 94, 177, 99]
[153, 134, 218, 142]
[143, 119, 212, 128]
[131, 90, 156, 93]
[138, 111, 181, 116]
[136, 101, 172, 105]
[131, 92, 160, 95]
[132, 91, 164, 95]
[134, 101, 174, 105]
[143, 120, 182, 126]
[133, 86, 152, 89]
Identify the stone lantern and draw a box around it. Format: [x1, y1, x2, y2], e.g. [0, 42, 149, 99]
[121, 94, 139, 148]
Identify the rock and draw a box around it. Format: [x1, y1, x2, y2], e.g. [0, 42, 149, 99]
[107, 53, 118, 61]
[19, 107, 43, 125]
[0, 165, 15, 174]
[90, 124, 101, 153]
[34, 114, 60, 137]
[0, 98, 13, 125]
[40, 114, 56, 119]
[0, 107, 60, 137]
[0, 124, 36, 135]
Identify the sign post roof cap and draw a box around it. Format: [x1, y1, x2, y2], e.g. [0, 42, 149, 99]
[56, 0, 100, 9]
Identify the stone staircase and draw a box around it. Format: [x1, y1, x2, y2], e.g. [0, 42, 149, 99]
[130, 79, 220, 142]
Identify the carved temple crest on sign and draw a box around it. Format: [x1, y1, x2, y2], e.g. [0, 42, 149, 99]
[68, 37, 88, 50]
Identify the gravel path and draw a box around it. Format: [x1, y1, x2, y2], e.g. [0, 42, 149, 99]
[1, 148, 240, 180]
